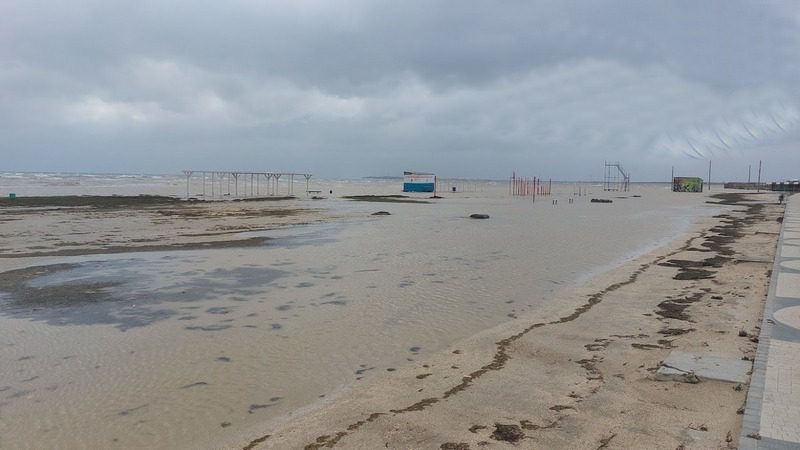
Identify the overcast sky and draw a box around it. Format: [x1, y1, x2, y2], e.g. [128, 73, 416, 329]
[2, 0, 798, 180]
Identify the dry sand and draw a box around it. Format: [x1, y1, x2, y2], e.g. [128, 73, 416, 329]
[233, 192, 784, 450]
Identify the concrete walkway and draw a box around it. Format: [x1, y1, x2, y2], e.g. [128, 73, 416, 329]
[740, 193, 800, 449]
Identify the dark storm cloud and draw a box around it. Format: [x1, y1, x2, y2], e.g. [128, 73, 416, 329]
[1, 0, 799, 179]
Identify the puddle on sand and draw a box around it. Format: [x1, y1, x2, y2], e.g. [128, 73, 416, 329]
[0, 259, 288, 330]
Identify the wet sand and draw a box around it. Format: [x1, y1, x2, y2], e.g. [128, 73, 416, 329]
[235, 192, 784, 450]
[0, 187, 781, 449]
[0, 195, 326, 258]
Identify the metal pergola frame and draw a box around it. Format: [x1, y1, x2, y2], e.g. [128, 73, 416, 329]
[182, 171, 312, 199]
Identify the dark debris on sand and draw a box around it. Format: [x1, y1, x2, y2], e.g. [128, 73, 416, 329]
[490, 423, 525, 443]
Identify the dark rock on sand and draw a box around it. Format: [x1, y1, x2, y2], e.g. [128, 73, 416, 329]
[371, 211, 391, 216]
[590, 198, 613, 203]
[469, 214, 490, 219]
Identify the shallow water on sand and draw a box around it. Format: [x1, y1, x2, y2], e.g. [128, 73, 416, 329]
[0, 182, 720, 449]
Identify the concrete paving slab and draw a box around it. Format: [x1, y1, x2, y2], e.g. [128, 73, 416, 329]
[776, 272, 800, 298]
[655, 351, 751, 384]
[773, 306, 800, 330]
[780, 260, 800, 271]
[760, 339, 800, 442]
[781, 245, 800, 258]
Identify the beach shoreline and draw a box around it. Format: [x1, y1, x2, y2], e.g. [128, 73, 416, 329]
[233, 192, 784, 450]
[0, 195, 333, 260]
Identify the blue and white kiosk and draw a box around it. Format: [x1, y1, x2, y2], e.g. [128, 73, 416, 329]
[402, 171, 436, 193]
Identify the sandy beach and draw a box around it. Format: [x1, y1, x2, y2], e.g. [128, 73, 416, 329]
[0, 187, 784, 449]
[232, 192, 784, 450]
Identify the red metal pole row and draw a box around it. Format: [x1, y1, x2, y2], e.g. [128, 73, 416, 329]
[510, 176, 536, 196]
[510, 173, 552, 197]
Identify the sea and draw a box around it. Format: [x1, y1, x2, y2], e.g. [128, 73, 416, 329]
[0, 172, 722, 449]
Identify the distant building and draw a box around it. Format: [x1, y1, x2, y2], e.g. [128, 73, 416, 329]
[403, 171, 436, 192]
[771, 180, 800, 192]
[673, 177, 704, 192]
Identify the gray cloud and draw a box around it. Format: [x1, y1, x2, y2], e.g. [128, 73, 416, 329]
[2, 0, 799, 180]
